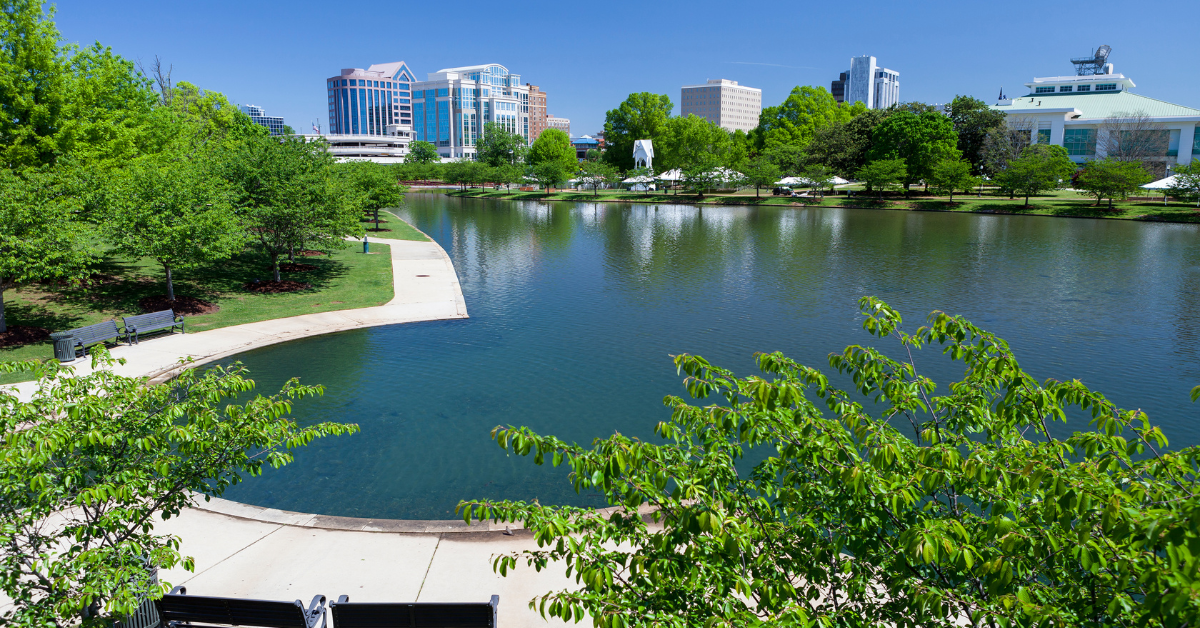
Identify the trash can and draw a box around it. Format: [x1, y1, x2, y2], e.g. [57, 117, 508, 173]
[51, 332, 76, 362]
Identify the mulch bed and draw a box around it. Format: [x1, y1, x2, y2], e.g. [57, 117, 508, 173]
[138, 295, 219, 316]
[366, 227, 392, 232]
[279, 263, 317, 273]
[243, 280, 312, 294]
[0, 325, 50, 347]
[299, 250, 326, 257]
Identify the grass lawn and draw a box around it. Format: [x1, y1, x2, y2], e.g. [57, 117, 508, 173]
[446, 188, 1200, 223]
[371, 210, 429, 241]
[1, 241, 395, 384]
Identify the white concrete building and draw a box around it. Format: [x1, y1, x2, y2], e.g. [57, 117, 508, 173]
[832, 56, 899, 109]
[680, 79, 762, 132]
[411, 64, 530, 160]
[992, 67, 1198, 169]
[546, 116, 570, 136]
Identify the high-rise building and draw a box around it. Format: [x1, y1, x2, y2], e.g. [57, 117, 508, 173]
[547, 116, 570, 136]
[411, 64, 530, 160]
[325, 62, 417, 136]
[527, 84, 548, 141]
[832, 56, 899, 109]
[680, 79, 762, 133]
[239, 104, 287, 136]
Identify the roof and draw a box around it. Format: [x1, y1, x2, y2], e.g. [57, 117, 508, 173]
[571, 138, 599, 145]
[993, 91, 1200, 119]
[435, 64, 510, 74]
[366, 61, 415, 81]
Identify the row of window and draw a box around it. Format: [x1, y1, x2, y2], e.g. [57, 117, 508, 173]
[1035, 83, 1116, 94]
[328, 79, 410, 90]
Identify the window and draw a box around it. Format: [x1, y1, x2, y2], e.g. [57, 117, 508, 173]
[437, 88, 449, 97]
[350, 79, 357, 87]
[1096, 83, 1117, 91]
[1063, 128, 1096, 156]
[1059, 86, 1073, 92]
[1077, 85, 1091, 92]
[1037, 129, 1051, 144]
[1035, 86, 1055, 94]
[1195, 126, 1200, 155]
[414, 90, 423, 98]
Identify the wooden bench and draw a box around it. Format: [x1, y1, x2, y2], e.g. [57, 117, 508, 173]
[64, 320, 129, 358]
[330, 595, 498, 628]
[155, 586, 327, 628]
[123, 309, 184, 344]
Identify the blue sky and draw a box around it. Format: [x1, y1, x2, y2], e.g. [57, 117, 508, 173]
[53, 0, 1200, 136]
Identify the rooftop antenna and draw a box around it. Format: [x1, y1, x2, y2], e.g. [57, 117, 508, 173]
[1070, 45, 1111, 76]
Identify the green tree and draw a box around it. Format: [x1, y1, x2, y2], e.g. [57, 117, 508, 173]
[578, 160, 618, 196]
[680, 155, 730, 198]
[752, 86, 863, 153]
[462, 297, 1200, 628]
[927, 158, 978, 202]
[493, 163, 525, 193]
[994, 144, 1075, 207]
[219, 135, 361, 281]
[0, 168, 95, 332]
[802, 164, 835, 199]
[659, 115, 733, 172]
[741, 155, 780, 198]
[476, 122, 528, 166]
[335, 161, 405, 231]
[530, 160, 568, 193]
[528, 128, 578, 173]
[407, 140, 440, 164]
[1168, 160, 1200, 207]
[106, 157, 244, 302]
[945, 95, 1006, 175]
[0, 0, 69, 168]
[805, 108, 891, 179]
[763, 143, 806, 177]
[601, 93, 673, 171]
[867, 111, 960, 193]
[0, 353, 357, 626]
[856, 158, 907, 199]
[1075, 158, 1153, 209]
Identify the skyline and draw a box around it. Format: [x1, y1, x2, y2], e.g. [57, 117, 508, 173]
[51, 0, 1200, 137]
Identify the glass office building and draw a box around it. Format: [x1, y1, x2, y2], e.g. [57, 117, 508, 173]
[239, 104, 288, 136]
[326, 62, 416, 136]
[410, 64, 530, 160]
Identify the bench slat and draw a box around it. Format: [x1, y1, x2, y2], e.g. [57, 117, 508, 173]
[158, 596, 309, 628]
[332, 602, 495, 628]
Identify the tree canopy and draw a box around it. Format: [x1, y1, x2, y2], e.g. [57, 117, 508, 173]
[528, 128, 578, 173]
[945, 95, 1007, 175]
[867, 111, 960, 191]
[602, 93, 674, 171]
[407, 140, 440, 164]
[1075, 158, 1153, 208]
[994, 144, 1076, 206]
[752, 86, 863, 153]
[476, 122, 528, 167]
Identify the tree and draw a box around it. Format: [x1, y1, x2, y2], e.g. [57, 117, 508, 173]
[0, 168, 94, 332]
[336, 161, 405, 231]
[106, 157, 244, 302]
[0, 0, 69, 168]
[1098, 111, 1170, 178]
[219, 135, 361, 281]
[530, 160, 568, 194]
[578, 160, 618, 196]
[680, 155, 730, 198]
[659, 115, 733, 173]
[856, 159, 907, 200]
[601, 93, 673, 171]
[982, 116, 1036, 182]
[1168, 160, 1200, 207]
[491, 163, 525, 193]
[994, 144, 1075, 207]
[927, 159, 977, 202]
[461, 297, 1200, 628]
[476, 122, 528, 167]
[801, 164, 834, 199]
[806, 108, 891, 179]
[407, 140, 440, 164]
[528, 128, 577, 173]
[752, 86, 863, 153]
[1075, 158, 1153, 209]
[0, 352, 357, 626]
[763, 143, 806, 177]
[742, 155, 780, 198]
[866, 111, 960, 193]
[945, 95, 1007, 174]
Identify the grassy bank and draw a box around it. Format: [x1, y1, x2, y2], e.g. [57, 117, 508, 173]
[447, 188, 1200, 223]
[1, 241, 397, 384]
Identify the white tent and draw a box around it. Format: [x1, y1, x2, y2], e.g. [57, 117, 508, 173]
[1142, 175, 1177, 190]
[831, 176, 850, 185]
[656, 169, 683, 181]
[621, 175, 655, 184]
[775, 176, 804, 186]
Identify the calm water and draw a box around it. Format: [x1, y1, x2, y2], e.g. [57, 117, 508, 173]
[217, 194, 1200, 519]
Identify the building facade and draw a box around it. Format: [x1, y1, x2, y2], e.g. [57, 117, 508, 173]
[411, 64, 530, 160]
[325, 62, 417, 136]
[239, 104, 287, 135]
[546, 116, 570, 136]
[680, 79, 762, 132]
[527, 84, 548, 141]
[832, 56, 899, 109]
[571, 135, 600, 160]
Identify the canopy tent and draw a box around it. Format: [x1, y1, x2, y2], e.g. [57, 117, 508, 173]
[1142, 175, 1177, 190]
[831, 176, 850, 185]
[656, 169, 683, 181]
[621, 175, 655, 184]
[775, 176, 804, 186]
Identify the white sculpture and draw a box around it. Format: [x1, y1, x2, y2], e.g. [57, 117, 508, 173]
[632, 139, 654, 170]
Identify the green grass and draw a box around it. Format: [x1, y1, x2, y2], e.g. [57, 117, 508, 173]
[366, 210, 429, 241]
[447, 188, 1200, 223]
[1, 242, 395, 384]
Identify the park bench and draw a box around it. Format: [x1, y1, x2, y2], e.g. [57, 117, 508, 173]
[330, 594, 498, 628]
[61, 320, 129, 359]
[155, 586, 327, 628]
[123, 309, 184, 344]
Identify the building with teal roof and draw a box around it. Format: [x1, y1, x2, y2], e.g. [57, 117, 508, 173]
[991, 67, 1198, 170]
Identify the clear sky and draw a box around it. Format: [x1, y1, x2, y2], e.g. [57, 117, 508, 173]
[52, 0, 1200, 136]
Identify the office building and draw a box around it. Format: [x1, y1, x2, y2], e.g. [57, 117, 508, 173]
[571, 135, 600, 160]
[239, 104, 287, 136]
[325, 62, 417, 137]
[680, 79, 762, 133]
[547, 116, 570, 136]
[992, 53, 1198, 175]
[528, 84, 548, 141]
[411, 63, 530, 160]
[831, 56, 899, 109]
